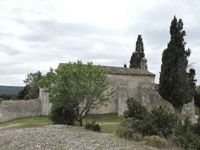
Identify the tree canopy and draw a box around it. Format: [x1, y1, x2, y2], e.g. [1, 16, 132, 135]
[130, 35, 145, 68]
[159, 16, 196, 114]
[39, 61, 111, 126]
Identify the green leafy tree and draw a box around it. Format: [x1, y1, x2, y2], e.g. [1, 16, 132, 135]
[130, 35, 145, 68]
[187, 68, 197, 102]
[38, 68, 56, 89]
[195, 86, 200, 107]
[40, 61, 111, 126]
[24, 71, 42, 86]
[159, 16, 194, 116]
[19, 71, 42, 99]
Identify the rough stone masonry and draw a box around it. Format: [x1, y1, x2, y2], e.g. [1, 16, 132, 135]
[0, 65, 196, 122]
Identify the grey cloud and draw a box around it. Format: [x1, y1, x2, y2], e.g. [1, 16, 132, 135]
[0, 44, 21, 56]
[19, 20, 113, 42]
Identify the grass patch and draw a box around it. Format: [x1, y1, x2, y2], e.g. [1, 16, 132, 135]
[84, 113, 123, 133]
[0, 115, 52, 129]
[0, 113, 122, 133]
[84, 113, 122, 123]
[100, 123, 120, 133]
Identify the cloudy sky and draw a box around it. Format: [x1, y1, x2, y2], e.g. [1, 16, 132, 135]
[0, 0, 200, 86]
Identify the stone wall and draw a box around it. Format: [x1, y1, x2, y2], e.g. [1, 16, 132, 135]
[136, 83, 175, 113]
[39, 88, 52, 115]
[107, 74, 155, 115]
[0, 99, 42, 122]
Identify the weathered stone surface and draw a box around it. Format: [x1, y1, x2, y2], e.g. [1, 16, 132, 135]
[0, 99, 42, 122]
[39, 88, 52, 115]
[0, 125, 158, 150]
[91, 74, 155, 115]
[0, 66, 196, 122]
[136, 83, 175, 113]
[181, 99, 197, 123]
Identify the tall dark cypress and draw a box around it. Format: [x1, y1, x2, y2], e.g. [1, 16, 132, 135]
[130, 35, 145, 68]
[159, 16, 193, 115]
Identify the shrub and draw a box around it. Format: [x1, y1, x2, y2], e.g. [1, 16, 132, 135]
[84, 121, 101, 132]
[124, 98, 147, 119]
[142, 135, 168, 148]
[118, 99, 176, 141]
[116, 128, 142, 141]
[150, 106, 176, 137]
[132, 133, 143, 141]
[175, 132, 200, 150]
[137, 107, 176, 137]
[50, 105, 76, 125]
[120, 118, 135, 129]
[124, 104, 176, 137]
[174, 117, 200, 149]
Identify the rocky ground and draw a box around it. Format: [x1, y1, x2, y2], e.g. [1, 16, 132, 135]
[0, 125, 159, 150]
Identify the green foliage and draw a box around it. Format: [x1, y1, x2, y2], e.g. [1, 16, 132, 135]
[84, 121, 101, 132]
[117, 128, 142, 141]
[22, 71, 42, 99]
[130, 35, 145, 68]
[159, 16, 194, 112]
[18, 84, 39, 100]
[195, 86, 200, 107]
[41, 61, 111, 126]
[120, 118, 135, 129]
[38, 68, 56, 89]
[134, 107, 176, 137]
[24, 71, 42, 86]
[124, 98, 147, 119]
[142, 135, 168, 148]
[187, 68, 197, 104]
[50, 105, 76, 125]
[0, 94, 16, 100]
[175, 133, 200, 150]
[174, 117, 200, 149]
[119, 99, 176, 138]
[150, 106, 177, 137]
[197, 86, 200, 94]
[192, 118, 200, 136]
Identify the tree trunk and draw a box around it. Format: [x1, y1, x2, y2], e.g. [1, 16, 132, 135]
[175, 107, 182, 120]
[78, 119, 83, 127]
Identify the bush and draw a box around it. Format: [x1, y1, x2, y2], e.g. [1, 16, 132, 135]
[50, 105, 76, 125]
[175, 132, 200, 150]
[150, 106, 176, 137]
[84, 121, 101, 132]
[117, 128, 142, 141]
[137, 107, 176, 137]
[120, 118, 135, 129]
[142, 135, 168, 148]
[174, 117, 200, 149]
[123, 102, 176, 137]
[124, 98, 147, 119]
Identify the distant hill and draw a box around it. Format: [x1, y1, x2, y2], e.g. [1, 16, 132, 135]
[0, 85, 24, 96]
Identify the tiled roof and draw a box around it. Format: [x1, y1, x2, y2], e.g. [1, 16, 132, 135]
[98, 65, 155, 76]
[58, 63, 155, 77]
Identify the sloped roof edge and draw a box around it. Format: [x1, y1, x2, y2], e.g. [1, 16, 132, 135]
[58, 63, 155, 77]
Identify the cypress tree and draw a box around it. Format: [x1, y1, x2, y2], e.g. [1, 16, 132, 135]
[130, 35, 145, 68]
[186, 68, 197, 103]
[159, 16, 193, 115]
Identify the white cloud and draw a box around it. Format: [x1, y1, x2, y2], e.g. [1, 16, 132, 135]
[0, 0, 200, 85]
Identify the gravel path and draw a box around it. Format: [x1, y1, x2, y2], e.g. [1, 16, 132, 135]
[0, 125, 158, 150]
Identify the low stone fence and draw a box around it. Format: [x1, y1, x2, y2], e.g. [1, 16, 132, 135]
[0, 99, 42, 122]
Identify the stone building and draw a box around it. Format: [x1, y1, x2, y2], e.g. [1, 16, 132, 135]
[39, 64, 157, 116]
[0, 64, 196, 122]
[89, 65, 156, 115]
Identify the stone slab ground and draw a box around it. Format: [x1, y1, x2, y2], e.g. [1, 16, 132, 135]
[0, 125, 161, 150]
